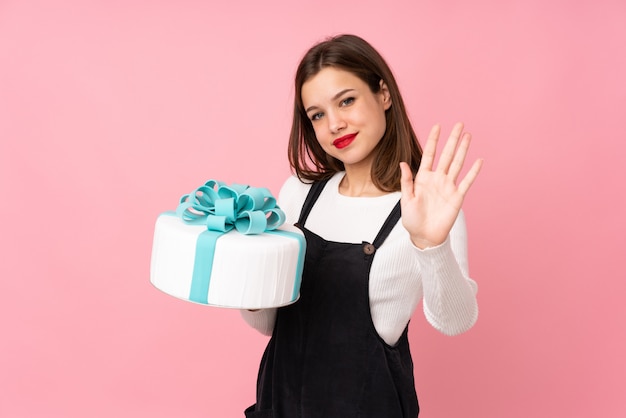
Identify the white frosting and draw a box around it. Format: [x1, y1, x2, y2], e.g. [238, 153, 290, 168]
[150, 215, 304, 309]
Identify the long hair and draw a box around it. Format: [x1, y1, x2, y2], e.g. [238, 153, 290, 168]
[288, 34, 422, 192]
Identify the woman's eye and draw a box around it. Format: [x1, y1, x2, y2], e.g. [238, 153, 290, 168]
[311, 112, 323, 121]
[341, 97, 355, 106]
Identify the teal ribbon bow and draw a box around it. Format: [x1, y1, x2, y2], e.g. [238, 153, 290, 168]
[176, 179, 285, 234]
[174, 180, 288, 304]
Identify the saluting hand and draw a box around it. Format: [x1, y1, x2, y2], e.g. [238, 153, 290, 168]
[399, 123, 483, 249]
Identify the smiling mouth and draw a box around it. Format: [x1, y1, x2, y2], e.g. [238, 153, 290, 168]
[332, 133, 357, 149]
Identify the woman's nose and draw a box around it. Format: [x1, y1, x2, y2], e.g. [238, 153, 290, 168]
[327, 111, 346, 134]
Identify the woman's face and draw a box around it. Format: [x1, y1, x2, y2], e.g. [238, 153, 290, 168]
[301, 67, 391, 172]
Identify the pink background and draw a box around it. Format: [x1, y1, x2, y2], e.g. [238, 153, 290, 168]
[1, 0, 624, 416]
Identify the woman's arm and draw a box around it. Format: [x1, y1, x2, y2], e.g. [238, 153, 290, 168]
[240, 308, 277, 336]
[416, 210, 478, 336]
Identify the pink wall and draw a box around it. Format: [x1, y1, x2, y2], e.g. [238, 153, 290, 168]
[1, 0, 624, 417]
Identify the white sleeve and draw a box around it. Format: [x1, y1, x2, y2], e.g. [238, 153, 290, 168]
[416, 210, 479, 336]
[240, 308, 277, 336]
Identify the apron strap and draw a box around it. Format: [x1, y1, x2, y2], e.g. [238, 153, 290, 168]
[371, 200, 401, 249]
[296, 178, 329, 227]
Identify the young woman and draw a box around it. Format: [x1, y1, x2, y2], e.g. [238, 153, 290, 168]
[242, 34, 482, 418]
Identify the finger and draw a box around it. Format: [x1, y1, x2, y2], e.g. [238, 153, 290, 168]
[448, 132, 472, 183]
[435, 122, 464, 174]
[399, 162, 415, 199]
[419, 124, 441, 172]
[458, 158, 483, 196]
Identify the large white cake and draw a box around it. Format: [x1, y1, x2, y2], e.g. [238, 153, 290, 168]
[150, 181, 305, 309]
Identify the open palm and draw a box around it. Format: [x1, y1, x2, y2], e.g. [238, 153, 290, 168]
[400, 123, 483, 249]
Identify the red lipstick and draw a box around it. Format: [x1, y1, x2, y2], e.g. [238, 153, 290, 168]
[332, 133, 357, 149]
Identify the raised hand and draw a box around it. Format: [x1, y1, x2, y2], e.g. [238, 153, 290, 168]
[399, 123, 483, 249]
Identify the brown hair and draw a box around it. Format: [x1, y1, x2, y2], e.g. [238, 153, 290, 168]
[288, 34, 422, 192]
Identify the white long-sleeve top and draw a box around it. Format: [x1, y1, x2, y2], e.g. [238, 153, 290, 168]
[241, 173, 478, 346]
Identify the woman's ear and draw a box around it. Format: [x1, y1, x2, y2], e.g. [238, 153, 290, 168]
[379, 79, 392, 110]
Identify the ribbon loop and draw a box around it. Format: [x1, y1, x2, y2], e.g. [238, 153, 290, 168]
[176, 180, 286, 234]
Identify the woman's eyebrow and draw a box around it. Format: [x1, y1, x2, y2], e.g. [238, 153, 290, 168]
[305, 89, 356, 113]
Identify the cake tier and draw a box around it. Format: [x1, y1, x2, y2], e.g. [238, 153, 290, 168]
[150, 214, 304, 309]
